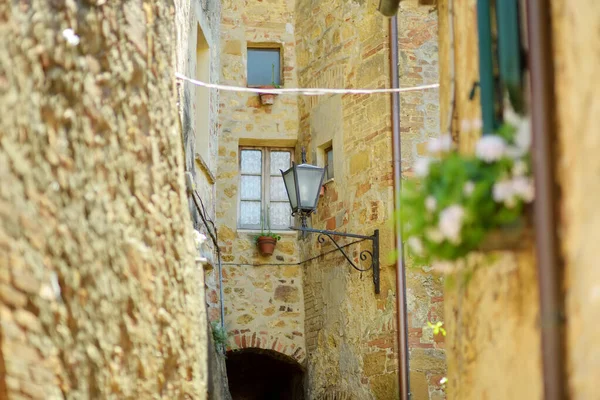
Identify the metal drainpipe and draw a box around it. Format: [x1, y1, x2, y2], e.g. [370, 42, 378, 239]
[526, 0, 566, 399]
[390, 15, 411, 400]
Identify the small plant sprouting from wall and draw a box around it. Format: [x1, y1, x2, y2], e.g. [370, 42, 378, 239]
[211, 321, 228, 353]
[427, 321, 447, 337]
[426, 321, 448, 393]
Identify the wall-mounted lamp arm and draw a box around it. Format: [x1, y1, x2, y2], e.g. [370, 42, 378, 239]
[290, 226, 380, 294]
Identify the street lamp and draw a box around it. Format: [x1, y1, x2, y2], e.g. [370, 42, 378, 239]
[280, 149, 380, 294]
[280, 162, 326, 228]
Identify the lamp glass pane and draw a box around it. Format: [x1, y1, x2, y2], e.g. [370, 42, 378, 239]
[282, 168, 297, 209]
[296, 165, 325, 209]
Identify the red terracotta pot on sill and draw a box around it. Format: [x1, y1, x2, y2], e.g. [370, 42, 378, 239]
[258, 85, 277, 105]
[257, 236, 277, 256]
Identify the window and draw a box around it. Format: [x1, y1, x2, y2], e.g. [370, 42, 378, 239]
[325, 146, 334, 180]
[247, 47, 281, 86]
[239, 148, 293, 230]
[195, 25, 211, 164]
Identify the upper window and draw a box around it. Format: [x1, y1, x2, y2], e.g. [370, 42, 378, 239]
[239, 148, 292, 230]
[247, 47, 281, 86]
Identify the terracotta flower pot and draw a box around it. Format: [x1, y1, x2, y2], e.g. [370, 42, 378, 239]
[258, 85, 277, 105]
[257, 236, 277, 256]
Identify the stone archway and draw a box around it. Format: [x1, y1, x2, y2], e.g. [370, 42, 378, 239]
[226, 348, 305, 400]
[228, 330, 306, 364]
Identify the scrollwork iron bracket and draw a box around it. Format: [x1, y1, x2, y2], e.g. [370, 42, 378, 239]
[291, 226, 380, 294]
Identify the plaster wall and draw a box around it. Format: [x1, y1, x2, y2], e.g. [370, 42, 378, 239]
[550, 1, 600, 398]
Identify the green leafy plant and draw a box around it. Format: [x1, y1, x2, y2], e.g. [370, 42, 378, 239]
[271, 63, 281, 89]
[211, 321, 228, 348]
[254, 206, 281, 244]
[401, 112, 533, 271]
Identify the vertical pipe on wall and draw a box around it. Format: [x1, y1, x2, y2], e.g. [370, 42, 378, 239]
[390, 15, 411, 400]
[526, 0, 566, 399]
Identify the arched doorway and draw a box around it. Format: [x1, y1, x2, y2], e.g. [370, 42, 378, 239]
[226, 348, 305, 400]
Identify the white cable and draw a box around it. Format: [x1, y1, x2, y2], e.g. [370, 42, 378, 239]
[175, 73, 439, 96]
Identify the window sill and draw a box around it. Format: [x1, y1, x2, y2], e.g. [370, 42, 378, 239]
[195, 153, 216, 184]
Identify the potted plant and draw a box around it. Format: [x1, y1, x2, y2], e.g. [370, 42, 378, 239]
[255, 208, 281, 256]
[258, 63, 280, 106]
[400, 110, 534, 274]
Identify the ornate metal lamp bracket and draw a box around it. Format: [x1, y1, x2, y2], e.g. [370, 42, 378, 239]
[291, 226, 380, 294]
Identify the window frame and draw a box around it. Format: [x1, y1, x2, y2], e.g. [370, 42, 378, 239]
[246, 44, 283, 88]
[324, 146, 334, 181]
[238, 146, 294, 230]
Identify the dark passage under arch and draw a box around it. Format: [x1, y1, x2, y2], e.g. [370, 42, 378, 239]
[226, 348, 305, 400]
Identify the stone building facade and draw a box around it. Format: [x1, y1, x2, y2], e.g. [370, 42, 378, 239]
[215, 0, 445, 398]
[0, 0, 228, 399]
[437, 0, 600, 399]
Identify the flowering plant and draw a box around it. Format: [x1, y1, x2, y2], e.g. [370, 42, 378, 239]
[401, 113, 534, 271]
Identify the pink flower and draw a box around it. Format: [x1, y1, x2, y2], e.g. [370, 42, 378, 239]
[427, 134, 453, 154]
[407, 237, 424, 256]
[438, 205, 465, 244]
[512, 176, 535, 202]
[463, 181, 475, 196]
[475, 135, 507, 162]
[425, 196, 437, 212]
[414, 158, 431, 177]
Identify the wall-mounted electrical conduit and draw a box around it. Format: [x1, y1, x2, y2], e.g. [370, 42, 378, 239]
[191, 188, 226, 346]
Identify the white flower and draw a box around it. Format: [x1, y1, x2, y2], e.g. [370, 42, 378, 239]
[471, 119, 483, 130]
[463, 181, 475, 196]
[407, 237, 424, 256]
[426, 228, 445, 243]
[475, 135, 507, 162]
[512, 176, 535, 202]
[427, 134, 453, 154]
[514, 117, 531, 155]
[62, 28, 80, 46]
[425, 196, 437, 212]
[512, 160, 528, 177]
[431, 260, 456, 275]
[438, 205, 465, 244]
[504, 108, 522, 126]
[414, 158, 431, 177]
[493, 180, 514, 202]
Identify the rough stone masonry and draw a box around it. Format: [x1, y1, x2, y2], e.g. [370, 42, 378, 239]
[0, 1, 214, 398]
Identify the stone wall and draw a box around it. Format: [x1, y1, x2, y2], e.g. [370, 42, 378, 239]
[215, 0, 306, 363]
[0, 1, 214, 399]
[436, 1, 543, 399]
[550, 0, 600, 398]
[294, 0, 444, 398]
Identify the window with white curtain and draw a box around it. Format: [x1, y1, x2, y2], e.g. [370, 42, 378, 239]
[239, 147, 293, 230]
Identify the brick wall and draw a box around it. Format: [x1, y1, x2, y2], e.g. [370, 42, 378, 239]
[295, 0, 445, 399]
